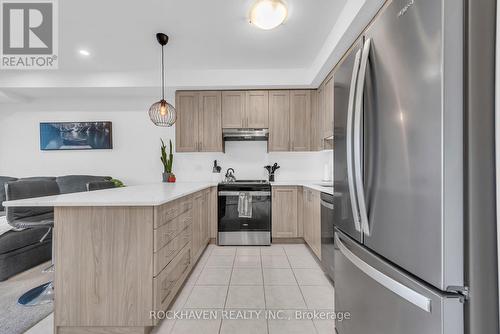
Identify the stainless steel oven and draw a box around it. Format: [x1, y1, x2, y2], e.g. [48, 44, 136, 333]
[218, 181, 271, 246]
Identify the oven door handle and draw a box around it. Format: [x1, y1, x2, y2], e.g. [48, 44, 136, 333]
[218, 191, 271, 197]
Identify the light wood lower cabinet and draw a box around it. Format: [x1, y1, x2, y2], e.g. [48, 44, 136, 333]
[192, 188, 210, 262]
[303, 188, 321, 259]
[54, 189, 212, 334]
[272, 186, 298, 238]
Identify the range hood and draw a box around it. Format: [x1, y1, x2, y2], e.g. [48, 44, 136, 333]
[223, 129, 269, 141]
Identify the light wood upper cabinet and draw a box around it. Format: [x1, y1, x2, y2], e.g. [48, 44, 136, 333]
[269, 90, 290, 152]
[310, 90, 323, 151]
[199, 91, 223, 152]
[222, 91, 246, 128]
[323, 75, 334, 139]
[272, 186, 298, 238]
[290, 90, 311, 151]
[175, 92, 199, 152]
[175, 91, 222, 153]
[246, 91, 269, 128]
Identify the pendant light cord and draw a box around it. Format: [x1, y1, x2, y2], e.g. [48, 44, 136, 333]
[161, 45, 165, 100]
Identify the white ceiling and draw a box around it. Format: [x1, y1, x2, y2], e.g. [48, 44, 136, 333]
[60, 0, 346, 71]
[0, 0, 386, 104]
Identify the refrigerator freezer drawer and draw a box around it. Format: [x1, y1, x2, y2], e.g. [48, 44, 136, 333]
[334, 231, 463, 334]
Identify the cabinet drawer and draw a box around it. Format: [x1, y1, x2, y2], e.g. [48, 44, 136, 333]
[154, 209, 193, 252]
[154, 224, 192, 276]
[154, 197, 192, 229]
[154, 243, 191, 315]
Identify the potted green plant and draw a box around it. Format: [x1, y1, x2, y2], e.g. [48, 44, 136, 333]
[160, 139, 176, 183]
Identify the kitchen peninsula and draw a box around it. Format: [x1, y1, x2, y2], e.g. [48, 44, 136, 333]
[3, 182, 333, 334]
[5, 183, 216, 334]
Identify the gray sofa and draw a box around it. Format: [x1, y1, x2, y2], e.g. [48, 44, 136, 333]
[0, 175, 114, 281]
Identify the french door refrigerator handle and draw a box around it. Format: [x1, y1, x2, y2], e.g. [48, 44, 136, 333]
[354, 38, 371, 236]
[335, 233, 432, 313]
[346, 48, 363, 233]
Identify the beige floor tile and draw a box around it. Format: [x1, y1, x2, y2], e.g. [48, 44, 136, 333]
[196, 268, 232, 285]
[261, 255, 290, 268]
[260, 245, 285, 256]
[205, 255, 235, 268]
[300, 286, 334, 310]
[264, 285, 306, 309]
[314, 319, 335, 334]
[231, 268, 264, 285]
[293, 268, 332, 286]
[184, 286, 228, 309]
[268, 318, 316, 334]
[220, 318, 268, 334]
[234, 255, 261, 268]
[236, 247, 262, 256]
[170, 317, 222, 334]
[24, 313, 53, 334]
[283, 244, 310, 257]
[287, 255, 321, 269]
[212, 246, 238, 256]
[226, 285, 266, 309]
[263, 268, 297, 285]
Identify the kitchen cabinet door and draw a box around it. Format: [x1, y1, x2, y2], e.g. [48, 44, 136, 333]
[268, 90, 290, 152]
[310, 190, 321, 259]
[303, 189, 312, 245]
[323, 75, 334, 139]
[192, 192, 203, 262]
[209, 187, 217, 240]
[290, 90, 311, 151]
[310, 90, 323, 151]
[201, 190, 210, 245]
[199, 92, 223, 152]
[272, 186, 298, 238]
[175, 92, 199, 152]
[303, 188, 321, 259]
[246, 91, 269, 128]
[222, 91, 246, 128]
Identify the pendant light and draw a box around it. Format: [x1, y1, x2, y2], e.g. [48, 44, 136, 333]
[148, 33, 176, 127]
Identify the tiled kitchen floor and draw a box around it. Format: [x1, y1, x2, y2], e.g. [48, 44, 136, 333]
[153, 243, 335, 334]
[26, 244, 334, 334]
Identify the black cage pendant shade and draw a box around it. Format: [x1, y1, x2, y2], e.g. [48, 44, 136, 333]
[149, 33, 176, 127]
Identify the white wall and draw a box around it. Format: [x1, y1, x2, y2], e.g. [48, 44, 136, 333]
[0, 105, 332, 185]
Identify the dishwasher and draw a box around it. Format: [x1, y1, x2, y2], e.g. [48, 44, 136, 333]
[320, 192, 334, 281]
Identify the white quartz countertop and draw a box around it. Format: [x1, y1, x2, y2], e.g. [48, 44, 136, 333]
[2, 182, 216, 207]
[271, 181, 335, 195]
[2, 180, 336, 208]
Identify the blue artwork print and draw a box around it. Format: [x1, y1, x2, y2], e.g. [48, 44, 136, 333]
[40, 122, 113, 150]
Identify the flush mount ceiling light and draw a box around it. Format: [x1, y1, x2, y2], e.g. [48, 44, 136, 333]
[148, 33, 176, 127]
[78, 49, 90, 56]
[249, 0, 288, 30]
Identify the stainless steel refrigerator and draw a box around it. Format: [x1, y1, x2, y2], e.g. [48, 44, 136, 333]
[332, 0, 498, 333]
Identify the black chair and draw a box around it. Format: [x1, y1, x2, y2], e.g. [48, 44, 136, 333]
[86, 180, 116, 191]
[5, 179, 60, 306]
